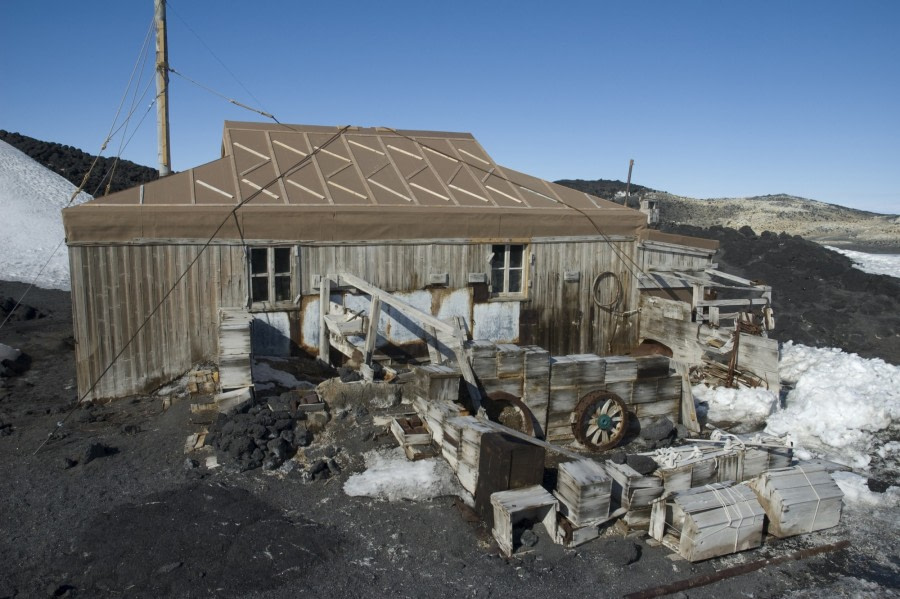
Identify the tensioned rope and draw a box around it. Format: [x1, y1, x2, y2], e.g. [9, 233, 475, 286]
[380, 127, 665, 296]
[0, 16, 159, 334]
[33, 125, 352, 454]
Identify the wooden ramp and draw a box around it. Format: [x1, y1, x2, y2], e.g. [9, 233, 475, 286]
[218, 307, 254, 392]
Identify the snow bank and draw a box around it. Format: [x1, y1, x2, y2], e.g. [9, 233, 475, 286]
[692, 383, 778, 432]
[343, 447, 467, 502]
[0, 141, 92, 290]
[826, 246, 900, 279]
[831, 471, 900, 509]
[766, 342, 900, 470]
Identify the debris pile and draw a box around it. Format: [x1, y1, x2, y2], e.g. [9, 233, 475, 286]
[205, 392, 326, 472]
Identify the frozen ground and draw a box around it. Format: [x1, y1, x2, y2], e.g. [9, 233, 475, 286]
[0, 141, 91, 290]
[826, 246, 900, 279]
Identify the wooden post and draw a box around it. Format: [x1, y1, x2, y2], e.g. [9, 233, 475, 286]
[425, 325, 442, 364]
[363, 296, 382, 365]
[318, 276, 332, 366]
[154, 0, 171, 176]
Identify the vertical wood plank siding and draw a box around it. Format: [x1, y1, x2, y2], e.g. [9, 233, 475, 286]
[70, 245, 247, 400]
[71, 239, 639, 400]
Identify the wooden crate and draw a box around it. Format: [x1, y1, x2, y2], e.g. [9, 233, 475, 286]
[748, 465, 843, 538]
[606, 461, 664, 510]
[554, 459, 611, 526]
[491, 485, 558, 557]
[474, 432, 546, 527]
[649, 482, 765, 562]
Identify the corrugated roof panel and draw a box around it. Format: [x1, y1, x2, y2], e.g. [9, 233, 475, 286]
[416, 137, 461, 184]
[407, 168, 454, 206]
[383, 137, 428, 178]
[283, 162, 330, 205]
[239, 160, 283, 205]
[499, 167, 564, 209]
[193, 158, 236, 205]
[229, 129, 272, 176]
[366, 165, 416, 205]
[482, 172, 528, 207]
[447, 165, 496, 206]
[326, 166, 371, 205]
[269, 132, 313, 172]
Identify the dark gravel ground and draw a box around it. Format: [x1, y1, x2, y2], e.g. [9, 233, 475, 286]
[1, 277, 897, 598]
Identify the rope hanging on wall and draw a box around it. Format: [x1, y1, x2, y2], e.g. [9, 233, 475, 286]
[592, 271, 623, 312]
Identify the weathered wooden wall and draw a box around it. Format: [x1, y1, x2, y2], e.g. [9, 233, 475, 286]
[638, 240, 716, 273]
[69, 244, 247, 400]
[70, 237, 640, 400]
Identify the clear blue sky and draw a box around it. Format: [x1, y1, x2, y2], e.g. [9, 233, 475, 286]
[1, 1, 898, 213]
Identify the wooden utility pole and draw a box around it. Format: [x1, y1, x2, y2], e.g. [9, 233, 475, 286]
[154, 0, 172, 176]
[625, 159, 634, 198]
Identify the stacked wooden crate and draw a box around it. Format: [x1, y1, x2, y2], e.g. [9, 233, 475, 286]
[451, 416, 496, 494]
[521, 345, 551, 438]
[748, 464, 843, 538]
[649, 482, 766, 562]
[652, 440, 795, 495]
[605, 461, 665, 529]
[412, 395, 465, 452]
[545, 354, 606, 442]
[412, 364, 461, 403]
[475, 433, 546, 527]
[553, 459, 613, 546]
[630, 356, 681, 423]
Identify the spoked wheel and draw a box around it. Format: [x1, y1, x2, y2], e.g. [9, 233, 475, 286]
[572, 390, 629, 451]
[483, 391, 537, 437]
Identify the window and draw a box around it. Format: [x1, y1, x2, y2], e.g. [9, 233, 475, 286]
[250, 247, 293, 304]
[490, 244, 527, 297]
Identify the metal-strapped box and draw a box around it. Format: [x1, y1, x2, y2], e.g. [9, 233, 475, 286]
[748, 464, 843, 538]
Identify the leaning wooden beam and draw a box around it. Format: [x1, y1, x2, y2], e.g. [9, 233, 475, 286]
[338, 272, 456, 335]
[477, 418, 586, 461]
[318, 276, 332, 366]
[363, 296, 382, 365]
[623, 540, 851, 599]
[705, 268, 768, 288]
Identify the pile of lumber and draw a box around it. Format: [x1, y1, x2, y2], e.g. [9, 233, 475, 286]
[748, 464, 843, 538]
[649, 482, 766, 562]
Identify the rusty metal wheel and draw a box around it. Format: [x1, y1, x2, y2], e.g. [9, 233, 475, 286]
[572, 390, 628, 451]
[483, 391, 536, 437]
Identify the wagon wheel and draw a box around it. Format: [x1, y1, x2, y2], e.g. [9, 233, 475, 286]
[483, 391, 536, 437]
[572, 390, 628, 451]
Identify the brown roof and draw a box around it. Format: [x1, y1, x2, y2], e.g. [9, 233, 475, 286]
[64, 122, 649, 243]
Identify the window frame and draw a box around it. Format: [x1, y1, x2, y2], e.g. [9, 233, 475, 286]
[248, 246, 296, 308]
[489, 243, 529, 300]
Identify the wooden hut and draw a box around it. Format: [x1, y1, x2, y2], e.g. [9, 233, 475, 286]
[62, 121, 726, 401]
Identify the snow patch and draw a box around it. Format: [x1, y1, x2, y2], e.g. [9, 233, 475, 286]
[0, 141, 92, 290]
[831, 471, 900, 509]
[343, 447, 468, 503]
[765, 342, 900, 471]
[692, 383, 778, 432]
[826, 246, 900, 279]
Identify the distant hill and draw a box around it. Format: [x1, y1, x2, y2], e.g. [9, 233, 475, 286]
[0, 131, 158, 197]
[556, 179, 899, 250]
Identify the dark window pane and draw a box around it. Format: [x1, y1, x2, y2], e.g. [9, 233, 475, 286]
[275, 276, 291, 301]
[509, 269, 522, 293]
[273, 247, 291, 274]
[509, 245, 524, 268]
[250, 248, 268, 274]
[491, 268, 505, 292]
[251, 277, 269, 302]
[490, 244, 506, 269]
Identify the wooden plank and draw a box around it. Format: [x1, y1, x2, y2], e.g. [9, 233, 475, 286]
[363, 296, 382, 364]
[318, 275, 331, 364]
